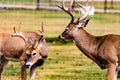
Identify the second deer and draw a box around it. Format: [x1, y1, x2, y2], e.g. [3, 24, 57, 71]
[58, 0, 120, 80]
[0, 23, 48, 80]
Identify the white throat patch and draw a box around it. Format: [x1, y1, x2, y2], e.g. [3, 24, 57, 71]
[39, 43, 42, 47]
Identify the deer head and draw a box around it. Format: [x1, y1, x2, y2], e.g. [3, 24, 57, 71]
[58, 0, 93, 41]
[12, 23, 47, 68]
[26, 23, 48, 68]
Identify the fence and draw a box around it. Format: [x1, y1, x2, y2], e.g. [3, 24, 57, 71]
[0, 0, 120, 35]
[0, 1, 120, 80]
[0, 0, 120, 13]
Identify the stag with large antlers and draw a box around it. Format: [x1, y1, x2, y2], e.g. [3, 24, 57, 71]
[58, 0, 120, 80]
[0, 23, 48, 80]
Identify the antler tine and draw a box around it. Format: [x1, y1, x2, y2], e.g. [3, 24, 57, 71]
[57, 0, 66, 12]
[57, 0, 74, 23]
[76, 2, 87, 13]
[41, 22, 44, 34]
[13, 27, 16, 33]
[62, 0, 65, 8]
[38, 22, 44, 36]
[86, 0, 89, 8]
[79, 0, 94, 20]
[19, 22, 21, 33]
[69, 0, 74, 12]
[41, 22, 44, 33]
[11, 23, 27, 43]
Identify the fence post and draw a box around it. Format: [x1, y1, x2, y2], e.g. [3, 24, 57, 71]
[111, 0, 113, 9]
[104, 0, 107, 13]
[36, 0, 40, 10]
[49, 0, 52, 6]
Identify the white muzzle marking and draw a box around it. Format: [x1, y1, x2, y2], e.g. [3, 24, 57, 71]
[26, 62, 33, 69]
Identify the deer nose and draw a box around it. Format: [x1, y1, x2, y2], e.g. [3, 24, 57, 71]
[26, 62, 33, 68]
[59, 35, 63, 40]
[58, 35, 64, 41]
[58, 35, 61, 39]
[26, 64, 30, 68]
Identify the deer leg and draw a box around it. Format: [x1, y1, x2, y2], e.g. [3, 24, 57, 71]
[107, 64, 118, 80]
[30, 64, 38, 80]
[20, 61, 27, 80]
[114, 64, 118, 80]
[0, 57, 8, 80]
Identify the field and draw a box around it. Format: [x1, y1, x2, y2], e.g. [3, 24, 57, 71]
[0, 9, 120, 80]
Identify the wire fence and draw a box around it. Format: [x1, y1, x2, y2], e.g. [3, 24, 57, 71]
[0, 0, 120, 12]
[0, 0, 120, 35]
[0, 1, 120, 80]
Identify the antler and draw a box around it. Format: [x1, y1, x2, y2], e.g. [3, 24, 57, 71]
[11, 23, 27, 43]
[41, 22, 44, 34]
[38, 22, 44, 35]
[38, 22, 44, 41]
[77, 0, 94, 20]
[57, 0, 74, 23]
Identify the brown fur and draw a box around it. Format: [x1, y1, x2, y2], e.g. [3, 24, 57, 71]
[59, 21, 120, 80]
[0, 30, 48, 80]
[58, 0, 119, 80]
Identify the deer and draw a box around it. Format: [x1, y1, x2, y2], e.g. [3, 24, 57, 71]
[0, 23, 48, 80]
[57, 0, 120, 80]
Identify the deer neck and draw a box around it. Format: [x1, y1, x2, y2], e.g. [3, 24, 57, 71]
[72, 28, 97, 57]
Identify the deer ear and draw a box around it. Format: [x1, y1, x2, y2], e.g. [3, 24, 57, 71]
[85, 19, 89, 26]
[27, 37, 34, 45]
[76, 19, 90, 28]
[33, 40, 39, 49]
[75, 24, 83, 28]
[38, 35, 44, 42]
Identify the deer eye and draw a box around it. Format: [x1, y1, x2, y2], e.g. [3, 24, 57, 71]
[63, 28, 69, 33]
[32, 53, 37, 56]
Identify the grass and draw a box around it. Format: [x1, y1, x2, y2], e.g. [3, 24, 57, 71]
[0, 9, 120, 80]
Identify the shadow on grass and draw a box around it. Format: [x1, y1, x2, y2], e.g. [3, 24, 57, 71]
[45, 37, 73, 45]
[117, 70, 120, 78]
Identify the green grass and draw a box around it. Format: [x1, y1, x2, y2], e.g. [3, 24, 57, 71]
[0, 9, 120, 80]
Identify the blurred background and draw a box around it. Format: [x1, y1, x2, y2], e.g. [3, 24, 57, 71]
[0, 0, 120, 80]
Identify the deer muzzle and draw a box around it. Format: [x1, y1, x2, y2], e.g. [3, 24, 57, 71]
[59, 35, 65, 41]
